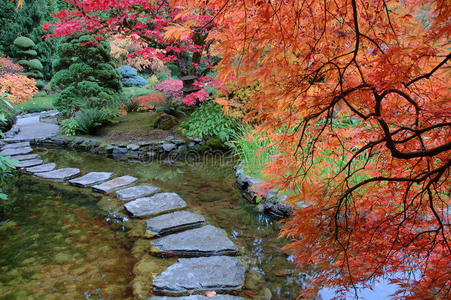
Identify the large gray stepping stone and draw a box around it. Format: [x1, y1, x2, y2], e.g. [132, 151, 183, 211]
[152, 256, 246, 294]
[125, 193, 186, 217]
[152, 225, 237, 257]
[1, 142, 30, 150]
[150, 296, 243, 300]
[92, 175, 137, 193]
[116, 184, 160, 201]
[11, 154, 41, 161]
[69, 172, 114, 188]
[147, 211, 205, 236]
[26, 163, 56, 174]
[0, 147, 33, 156]
[13, 159, 43, 168]
[35, 168, 80, 182]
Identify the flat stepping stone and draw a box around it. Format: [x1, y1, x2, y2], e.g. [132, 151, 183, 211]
[69, 172, 114, 188]
[35, 168, 80, 182]
[0, 147, 33, 156]
[152, 256, 246, 294]
[125, 193, 187, 217]
[13, 159, 43, 168]
[1, 142, 30, 150]
[152, 225, 237, 257]
[116, 184, 160, 201]
[26, 163, 56, 174]
[147, 211, 205, 236]
[92, 175, 137, 193]
[11, 154, 41, 161]
[150, 296, 243, 300]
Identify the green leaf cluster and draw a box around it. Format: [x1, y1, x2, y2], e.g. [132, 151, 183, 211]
[181, 102, 238, 143]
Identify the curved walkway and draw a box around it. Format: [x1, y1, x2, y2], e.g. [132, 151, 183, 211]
[1, 112, 246, 299]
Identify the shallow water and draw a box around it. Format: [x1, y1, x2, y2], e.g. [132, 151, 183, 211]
[1, 148, 308, 299]
[0, 148, 396, 299]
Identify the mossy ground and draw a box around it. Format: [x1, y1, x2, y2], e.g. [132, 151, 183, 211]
[93, 111, 187, 143]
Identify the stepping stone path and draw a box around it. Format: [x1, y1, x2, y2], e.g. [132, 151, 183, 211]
[92, 175, 137, 193]
[152, 225, 238, 257]
[69, 172, 114, 187]
[26, 163, 56, 174]
[125, 193, 187, 217]
[146, 211, 205, 236]
[1, 141, 30, 149]
[13, 158, 43, 168]
[35, 168, 81, 182]
[1, 113, 247, 298]
[116, 184, 160, 201]
[0, 146, 33, 156]
[13, 154, 41, 161]
[152, 256, 246, 294]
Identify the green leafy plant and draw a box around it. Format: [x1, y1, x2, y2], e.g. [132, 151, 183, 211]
[181, 102, 238, 143]
[121, 97, 141, 113]
[151, 98, 185, 116]
[74, 107, 117, 134]
[60, 117, 79, 136]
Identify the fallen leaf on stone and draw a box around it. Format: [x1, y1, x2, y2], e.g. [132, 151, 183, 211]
[205, 291, 216, 297]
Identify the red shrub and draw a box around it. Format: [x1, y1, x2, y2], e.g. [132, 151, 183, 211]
[154, 79, 183, 101]
[134, 93, 166, 110]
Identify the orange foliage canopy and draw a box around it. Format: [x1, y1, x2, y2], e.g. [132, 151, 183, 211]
[173, 0, 450, 298]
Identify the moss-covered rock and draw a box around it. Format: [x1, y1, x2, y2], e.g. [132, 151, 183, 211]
[155, 113, 178, 130]
[205, 136, 228, 150]
[13, 36, 35, 49]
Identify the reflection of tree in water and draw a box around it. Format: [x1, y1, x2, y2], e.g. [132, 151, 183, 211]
[134, 162, 184, 183]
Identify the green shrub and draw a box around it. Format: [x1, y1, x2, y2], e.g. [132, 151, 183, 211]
[0, 94, 16, 132]
[74, 107, 117, 134]
[121, 97, 141, 113]
[51, 35, 122, 116]
[60, 117, 79, 136]
[181, 102, 238, 144]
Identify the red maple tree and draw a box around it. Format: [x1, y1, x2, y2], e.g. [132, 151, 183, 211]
[174, 0, 450, 298]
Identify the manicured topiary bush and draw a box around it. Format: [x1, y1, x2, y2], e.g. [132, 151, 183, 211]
[50, 34, 122, 116]
[117, 65, 148, 88]
[13, 36, 44, 80]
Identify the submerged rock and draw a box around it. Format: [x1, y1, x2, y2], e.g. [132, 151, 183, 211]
[35, 168, 80, 181]
[151, 225, 237, 257]
[69, 172, 114, 188]
[92, 175, 138, 193]
[146, 211, 205, 236]
[152, 256, 246, 294]
[125, 193, 186, 217]
[116, 184, 160, 201]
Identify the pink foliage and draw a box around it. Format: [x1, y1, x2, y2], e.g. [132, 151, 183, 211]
[0, 57, 23, 75]
[154, 79, 183, 101]
[182, 89, 209, 106]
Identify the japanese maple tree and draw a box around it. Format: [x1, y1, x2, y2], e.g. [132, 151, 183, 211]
[175, 0, 450, 298]
[43, 0, 219, 104]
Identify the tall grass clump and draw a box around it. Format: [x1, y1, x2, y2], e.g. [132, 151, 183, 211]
[230, 125, 279, 179]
